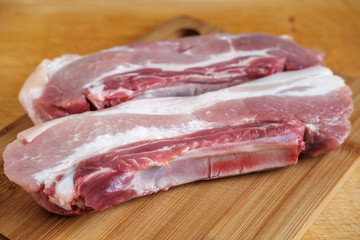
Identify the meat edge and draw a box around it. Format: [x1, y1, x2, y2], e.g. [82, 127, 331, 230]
[19, 55, 80, 124]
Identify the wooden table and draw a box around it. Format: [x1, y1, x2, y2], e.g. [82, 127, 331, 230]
[0, 0, 359, 239]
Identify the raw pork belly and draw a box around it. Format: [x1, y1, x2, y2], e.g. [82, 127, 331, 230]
[19, 33, 324, 124]
[3, 66, 352, 215]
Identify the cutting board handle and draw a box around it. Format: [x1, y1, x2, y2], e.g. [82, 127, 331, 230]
[135, 15, 223, 42]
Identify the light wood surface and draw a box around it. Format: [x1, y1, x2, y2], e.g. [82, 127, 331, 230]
[0, 1, 359, 239]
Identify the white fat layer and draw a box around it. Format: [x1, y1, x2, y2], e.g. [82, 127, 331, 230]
[48, 196, 72, 211]
[130, 155, 206, 195]
[305, 123, 319, 133]
[280, 34, 293, 41]
[130, 141, 297, 195]
[137, 83, 231, 98]
[49, 130, 298, 210]
[21, 66, 339, 141]
[49, 167, 114, 209]
[28, 87, 44, 100]
[83, 49, 271, 90]
[53, 172, 75, 204]
[47, 54, 81, 77]
[32, 120, 217, 186]
[175, 138, 297, 161]
[19, 60, 50, 124]
[19, 55, 80, 124]
[87, 83, 105, 98]
[94, 66, 339, 116]
[85, 167, 115, 180]
[101, 45, 135, 52]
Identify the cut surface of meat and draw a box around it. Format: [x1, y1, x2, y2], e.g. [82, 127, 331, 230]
[3, 66, 352, 215]
[19, 33, 324, 124]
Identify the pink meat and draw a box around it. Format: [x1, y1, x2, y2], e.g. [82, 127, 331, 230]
[19, 33, 324, 124]
[3, 66, 352, 215]
[40, 122, 305, 214]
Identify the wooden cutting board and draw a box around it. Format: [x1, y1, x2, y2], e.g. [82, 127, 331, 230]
[0, 16, 359, 240]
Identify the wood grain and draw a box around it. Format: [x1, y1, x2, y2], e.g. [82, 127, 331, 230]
[0, 1, 359, 239]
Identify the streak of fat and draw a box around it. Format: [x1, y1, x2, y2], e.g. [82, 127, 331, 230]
[83, 39, 272, 89]
[130, 137, 298, 196]
[93, 66, 339, 116]
[17, 66, 339, 143]
[31, 120, 217, 188]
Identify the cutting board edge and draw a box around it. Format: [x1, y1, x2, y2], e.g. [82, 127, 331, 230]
[294, 152, 360, 240]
